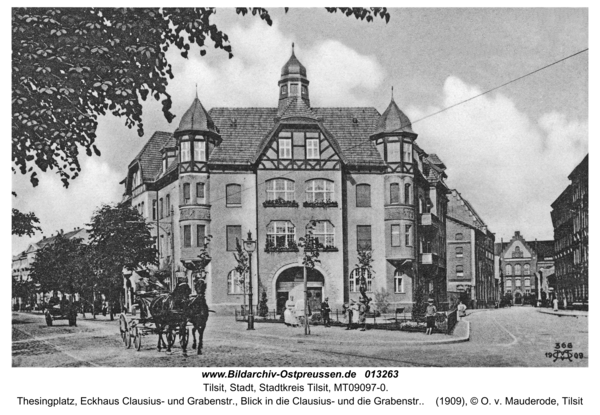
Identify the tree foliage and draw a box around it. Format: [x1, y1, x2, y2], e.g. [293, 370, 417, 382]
[12, 208, 41, 237]
[12, 7, 390, 188]
[298, 220, 321, 270]
[87, 203, 156, 303]
[29, 233, 91, 295]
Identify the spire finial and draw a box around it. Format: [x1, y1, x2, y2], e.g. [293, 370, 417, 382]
[391, 86, 394, 101]
[292, 42, 295, 54]
[195, 83, 198, 99]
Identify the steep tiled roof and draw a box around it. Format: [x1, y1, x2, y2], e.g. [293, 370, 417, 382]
[208, 106, 385, 167]
[372, 98, 414, 135]
[35, 229, 88, 249]
[448, 189, 486, 230]
[130, 131, 173, 180]
[534, 240, 555, 259]
[279, 97, 319, 120]
[426, 154, 446, 169]
[176, 97, 218, 134]
[209, 108, 279, 165]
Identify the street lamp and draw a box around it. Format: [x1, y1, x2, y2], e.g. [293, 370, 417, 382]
[243, 231, 257, 330]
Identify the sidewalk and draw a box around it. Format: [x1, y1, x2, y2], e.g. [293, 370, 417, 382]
[537, 308, 588, 317]
[220, 316, 470, 346]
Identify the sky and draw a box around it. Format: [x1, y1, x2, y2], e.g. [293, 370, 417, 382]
[11, 7, 589, 255]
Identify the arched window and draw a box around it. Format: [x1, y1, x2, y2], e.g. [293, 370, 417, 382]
[523, 264, 530, 275]
[349, 268, 372, 293]
[227, 270, 246, 295]
[356, 184, 371, 207]
[515, 278, 522, 287]
[267, 221, 296, 248]
[390, 183, 400, 204]
[505, 264, 512, 275]
[266, 179, 295, 201]
[306, 179, 334, 202]
[456, 265, 464, 277]
[515, 264, 522, 275]
[506, 279, 512, 288]
[455, 233, 464, 240]
[456, 247, 463, 257]
[310, 221, 335, 247]
[404, 183, 412, 204]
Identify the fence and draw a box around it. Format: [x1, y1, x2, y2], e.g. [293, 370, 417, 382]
[235, 306, 459, 335]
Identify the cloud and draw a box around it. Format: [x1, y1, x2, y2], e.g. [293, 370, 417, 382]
[12, 157, 122, 254]
[406, 76, 588, 241]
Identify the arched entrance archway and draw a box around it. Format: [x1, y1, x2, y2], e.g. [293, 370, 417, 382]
[514, 291, 523, 305]
[275, 267, 325, 315]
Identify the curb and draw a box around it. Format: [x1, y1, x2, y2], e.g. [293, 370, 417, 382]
[233, 320, 471, 346]
[536, 309, 588, 317]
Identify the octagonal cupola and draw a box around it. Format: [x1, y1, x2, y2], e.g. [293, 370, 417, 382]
[373, 95, 415, 136]
[175, 94, 221, 174]
[278, 43, 310, 113]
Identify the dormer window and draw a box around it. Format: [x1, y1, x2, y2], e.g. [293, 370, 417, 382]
[301, 85, 308, 96]
[290, 83, 299, 95]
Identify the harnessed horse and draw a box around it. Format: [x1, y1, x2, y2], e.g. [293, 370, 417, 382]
[187, 277, 213, 355]
[148, 293, 189, 355]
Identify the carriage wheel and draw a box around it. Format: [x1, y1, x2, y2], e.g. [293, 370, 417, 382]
[119, 314, 128, 343]
[125, 326, 132, 348]
[132, 326, 142, 351]
[45, 311, 53, 327]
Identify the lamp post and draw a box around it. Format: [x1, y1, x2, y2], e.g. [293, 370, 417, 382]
[243, 231, 257, 330]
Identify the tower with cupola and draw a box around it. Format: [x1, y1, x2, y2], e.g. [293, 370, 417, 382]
[278, 43, 311, 114]
[174, 95, 221, 267]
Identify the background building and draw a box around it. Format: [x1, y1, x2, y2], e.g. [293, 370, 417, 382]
[495, 231, 554, 305]
[446, 189, 496, 308]
[121, 47, 451, 314]
[551, 154, 588, 306]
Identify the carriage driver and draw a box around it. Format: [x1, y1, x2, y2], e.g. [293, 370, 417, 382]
[172, 276, 192, 310]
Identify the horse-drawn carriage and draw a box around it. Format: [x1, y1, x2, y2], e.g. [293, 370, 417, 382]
[118, 277, 210, 356]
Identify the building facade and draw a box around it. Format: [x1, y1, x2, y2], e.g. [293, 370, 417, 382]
[495, 231, 554, 305]
[122, 48, 450, 314]
[550, 154, 588, 306]
[446, 190, 496, 308]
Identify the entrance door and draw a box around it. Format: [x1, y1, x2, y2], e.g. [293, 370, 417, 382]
[276, 292, 289, 315]
[514, 292, 522, 305]
[307, 288, 322, 313]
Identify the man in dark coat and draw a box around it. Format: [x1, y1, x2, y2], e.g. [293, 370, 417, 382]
[321, 297, 331, 327]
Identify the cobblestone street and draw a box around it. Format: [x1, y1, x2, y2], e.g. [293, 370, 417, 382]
[12, 306, 587, 367]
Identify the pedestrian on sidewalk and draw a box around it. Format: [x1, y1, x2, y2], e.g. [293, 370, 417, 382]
[343, 302, 354, 330]
[457, 301, 467, 320]
[321, 297, 331, 327]
[553, 297, 559, 312]
[425, 298, 437, 335]
[358, 297, 368, 331]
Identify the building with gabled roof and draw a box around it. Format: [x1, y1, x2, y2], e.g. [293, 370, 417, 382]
[446, 189, 496, 308]
[121, 46, 451, 314]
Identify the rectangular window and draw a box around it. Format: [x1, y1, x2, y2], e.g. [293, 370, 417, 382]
[403, 142, 412, 163]
[290, 84, 299, 94]
[306, 139, 320, 159]
[165, 195, 170, 216]
[524, 278, 530, 287]
[388, 141, 401, 163]
[196, 225, 206, 248]
[357, 225, 372, 250]
[141, 202, 144, 217]
[456, 246, 463, 258]
[152, 200, 157, 220]
[227, 225, 242, 251]
[391, 224, 401, 247]
[183, 183, 191, 204]
[515, 279, 522, 287]
[226, 184, 242, 206]
[456, 265, 464, 278]
[181, 141, 191, 162]
[506, 280, 512, 288]
[394, 275, 404, 293]
[356, 184, 371, 207]
[183, 225, 191, 248]
[196, 183, 205, 202]
[279, 139, 292, 159]
[405, 224, 412, 246]
[390, 183, 400, 204]
[194, 140, 206, 161]
[160, 198, 164, 219]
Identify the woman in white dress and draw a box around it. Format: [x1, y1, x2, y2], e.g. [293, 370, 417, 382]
[284, 296, 299, 327]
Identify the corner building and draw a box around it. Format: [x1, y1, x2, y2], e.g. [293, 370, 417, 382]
[122, 48, 450, 313]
